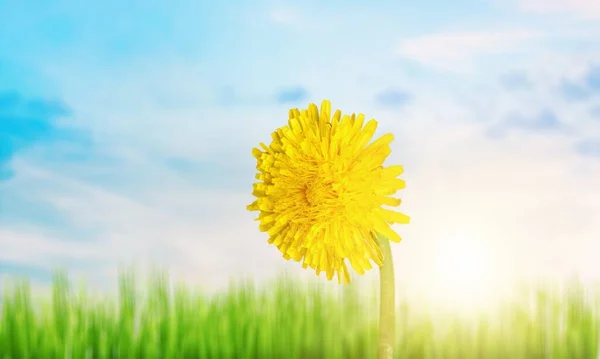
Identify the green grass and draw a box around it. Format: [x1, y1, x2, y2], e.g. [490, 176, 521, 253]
[1, 270, 599, 359]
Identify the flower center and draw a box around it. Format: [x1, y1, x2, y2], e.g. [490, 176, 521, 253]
[303, 180, 343, 207]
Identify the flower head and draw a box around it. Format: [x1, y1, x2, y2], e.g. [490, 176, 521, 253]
[248, 100, 409, 283]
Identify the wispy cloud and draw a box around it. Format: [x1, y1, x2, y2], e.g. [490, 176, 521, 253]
[557, 64, 600, 101]
[275, 86, 309, 104]
[585, 65, 600, 90]
[1, 157, 272, 290]
[375, 88, 412, 108]
[518, 0, 600, 19]
[487, 109, 562, 138]
[0, 91, 74, 179]
[397, 30, 541, 72]
[269, 9, 305, 29]
[559, 80, 592, 101]
[574, 138, 600, 157]
[499, 71, 532, 91]
[0, 261, 54, 282]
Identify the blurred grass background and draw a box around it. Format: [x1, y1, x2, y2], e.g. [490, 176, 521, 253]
[1, 270, 599, 359]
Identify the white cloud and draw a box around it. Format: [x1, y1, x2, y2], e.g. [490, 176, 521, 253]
[267, 7, 342, 32]
[1, 157, 281, 292]
[397, 30, 542, 72]
[518, 0, 600, 19]
[269, 9, 304, 28]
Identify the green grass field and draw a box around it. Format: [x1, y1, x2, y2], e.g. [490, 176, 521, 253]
[1, 270, 598, 359]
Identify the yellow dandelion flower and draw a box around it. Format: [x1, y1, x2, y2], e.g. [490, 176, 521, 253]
[247, 100, 409, 284]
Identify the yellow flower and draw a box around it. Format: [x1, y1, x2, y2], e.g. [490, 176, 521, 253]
[247, 100, 409, 284]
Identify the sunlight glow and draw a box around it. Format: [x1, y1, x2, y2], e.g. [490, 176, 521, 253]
[428, 234, 502, 310]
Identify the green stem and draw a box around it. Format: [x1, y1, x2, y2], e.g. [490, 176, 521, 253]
[377, 234, 395, 359]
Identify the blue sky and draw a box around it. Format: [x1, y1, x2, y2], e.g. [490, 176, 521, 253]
[1, 0, 600, 296]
